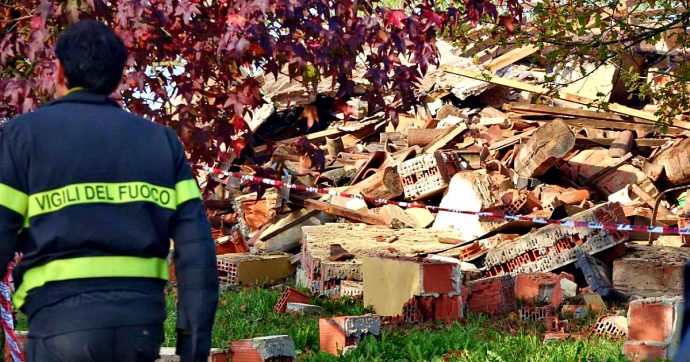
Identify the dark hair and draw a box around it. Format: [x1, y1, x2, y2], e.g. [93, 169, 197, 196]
[55, 19, 127, 95]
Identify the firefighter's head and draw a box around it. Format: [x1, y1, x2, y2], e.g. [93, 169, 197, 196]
[55, 19, 127, 97]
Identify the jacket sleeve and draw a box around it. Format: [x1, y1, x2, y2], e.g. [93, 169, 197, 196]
[0, 124, 26, 276]
[166, 129, 219, 361]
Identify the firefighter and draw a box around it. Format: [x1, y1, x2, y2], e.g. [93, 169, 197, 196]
[0, 20, 218, 361]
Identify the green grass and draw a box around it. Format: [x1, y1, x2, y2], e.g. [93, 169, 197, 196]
[164, 286, 627, 361]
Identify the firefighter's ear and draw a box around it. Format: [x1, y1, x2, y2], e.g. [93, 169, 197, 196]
[55, 60, 68, 98]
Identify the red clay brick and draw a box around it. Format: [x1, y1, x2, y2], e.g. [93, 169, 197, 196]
[468, 276, 515, 315]
[514, 272, 574, 307]
[624, 342, 668, 362]
[422, 263, 455, 294]
[230, 336, 295, 362]
[628, 302, 674, 343]
[274, 287, 311, 313]
[319, 315, 381, 356]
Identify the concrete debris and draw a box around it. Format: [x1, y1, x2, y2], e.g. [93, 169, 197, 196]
[575, 251, 628, 302]
[613, 244, 690, 297]
[285, 302, 324, 316]
[299, 224, 461, 295]
[432, 171, 510, 241]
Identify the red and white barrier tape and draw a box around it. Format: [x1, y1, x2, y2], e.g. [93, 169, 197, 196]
[208, 167, 689, 236]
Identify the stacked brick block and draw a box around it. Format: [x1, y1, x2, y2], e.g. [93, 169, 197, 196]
[319, 315, 381, 356]
[230, 335, 295, 362]
[298, 224, 459, 296]
[483, 202, 628, 277]
[624, 297, 684, 361]
[514, 272, 575, 308]
[397, 151, 466, 201]
[362, 255, 463, 323]
[468, 275, 516, 315]
[216, 253, 294, 286]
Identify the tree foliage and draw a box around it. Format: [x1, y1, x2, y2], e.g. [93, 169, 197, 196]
[6, 0, 681, 174]
[1, 0, 484, 166]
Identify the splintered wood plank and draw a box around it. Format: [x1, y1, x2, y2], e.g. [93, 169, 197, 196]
[423, 124, 469, 153]
[443, 66, 680, 129]
[443, 66, 549, 94]
[484, 45, 540, 73]
[504, 103, 624, 122]
[558, 117, 683, 134]
[575, 137, 672, 148]
[302, 199, 387, 225]
[514, 120, 576, 178]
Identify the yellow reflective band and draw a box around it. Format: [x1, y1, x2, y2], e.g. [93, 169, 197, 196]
[13, 256, 169, 309]
[64, 87, 84, 95]
[27, 182, 177, 219]
[175, 179, 201, 206]
[0, 183, 28, 216]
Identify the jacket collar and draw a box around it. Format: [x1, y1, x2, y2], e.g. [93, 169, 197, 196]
[45, 89, 120, 108]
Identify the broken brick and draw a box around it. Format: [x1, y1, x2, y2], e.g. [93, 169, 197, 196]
[518, 305, 555, 321]
[362, 255, 462, 322]
[468, 275, 515, 315]
[319, 315, 381, 356]
[217, 253, 294, 286]
[514, 272, 575, 308]
[625, 297, 684, 361]
[230, 335, 295, 362]
[623, 341, 670, 362]
[397, 151, 467, 201]
[274, 287, 311, 313]
[484, 202, 628, 277]
[594, 315, 628, 338]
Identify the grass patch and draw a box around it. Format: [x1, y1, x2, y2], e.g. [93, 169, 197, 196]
[165, 287, 627, 361]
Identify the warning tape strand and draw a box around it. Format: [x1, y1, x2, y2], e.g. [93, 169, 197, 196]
[208, 167, 688, 236]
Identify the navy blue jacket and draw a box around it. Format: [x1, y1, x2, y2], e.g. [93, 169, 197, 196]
[0, 90, 218, 359]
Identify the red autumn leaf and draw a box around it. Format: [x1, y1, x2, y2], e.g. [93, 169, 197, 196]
[226, 13, 246, 27]
[498, 15, 515, 33]
[386, 10, 406, 29]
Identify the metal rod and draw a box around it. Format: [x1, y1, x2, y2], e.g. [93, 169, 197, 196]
[648, 183, 690, 245]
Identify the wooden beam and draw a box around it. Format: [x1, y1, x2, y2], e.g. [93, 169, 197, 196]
[504, 103, 624, 122]
[488, 128, 537, 150]
[484, 45, 539, 73]
[575, 137, 672, 148]
[423, 124, 469, 153]
[558, 117, 683, 134]
[301, 198, 387, 225]
[443, 66, 549, 94]
[443, 66, 678, 128]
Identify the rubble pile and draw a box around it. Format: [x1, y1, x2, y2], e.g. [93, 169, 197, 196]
[198, 36, 690, 360]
